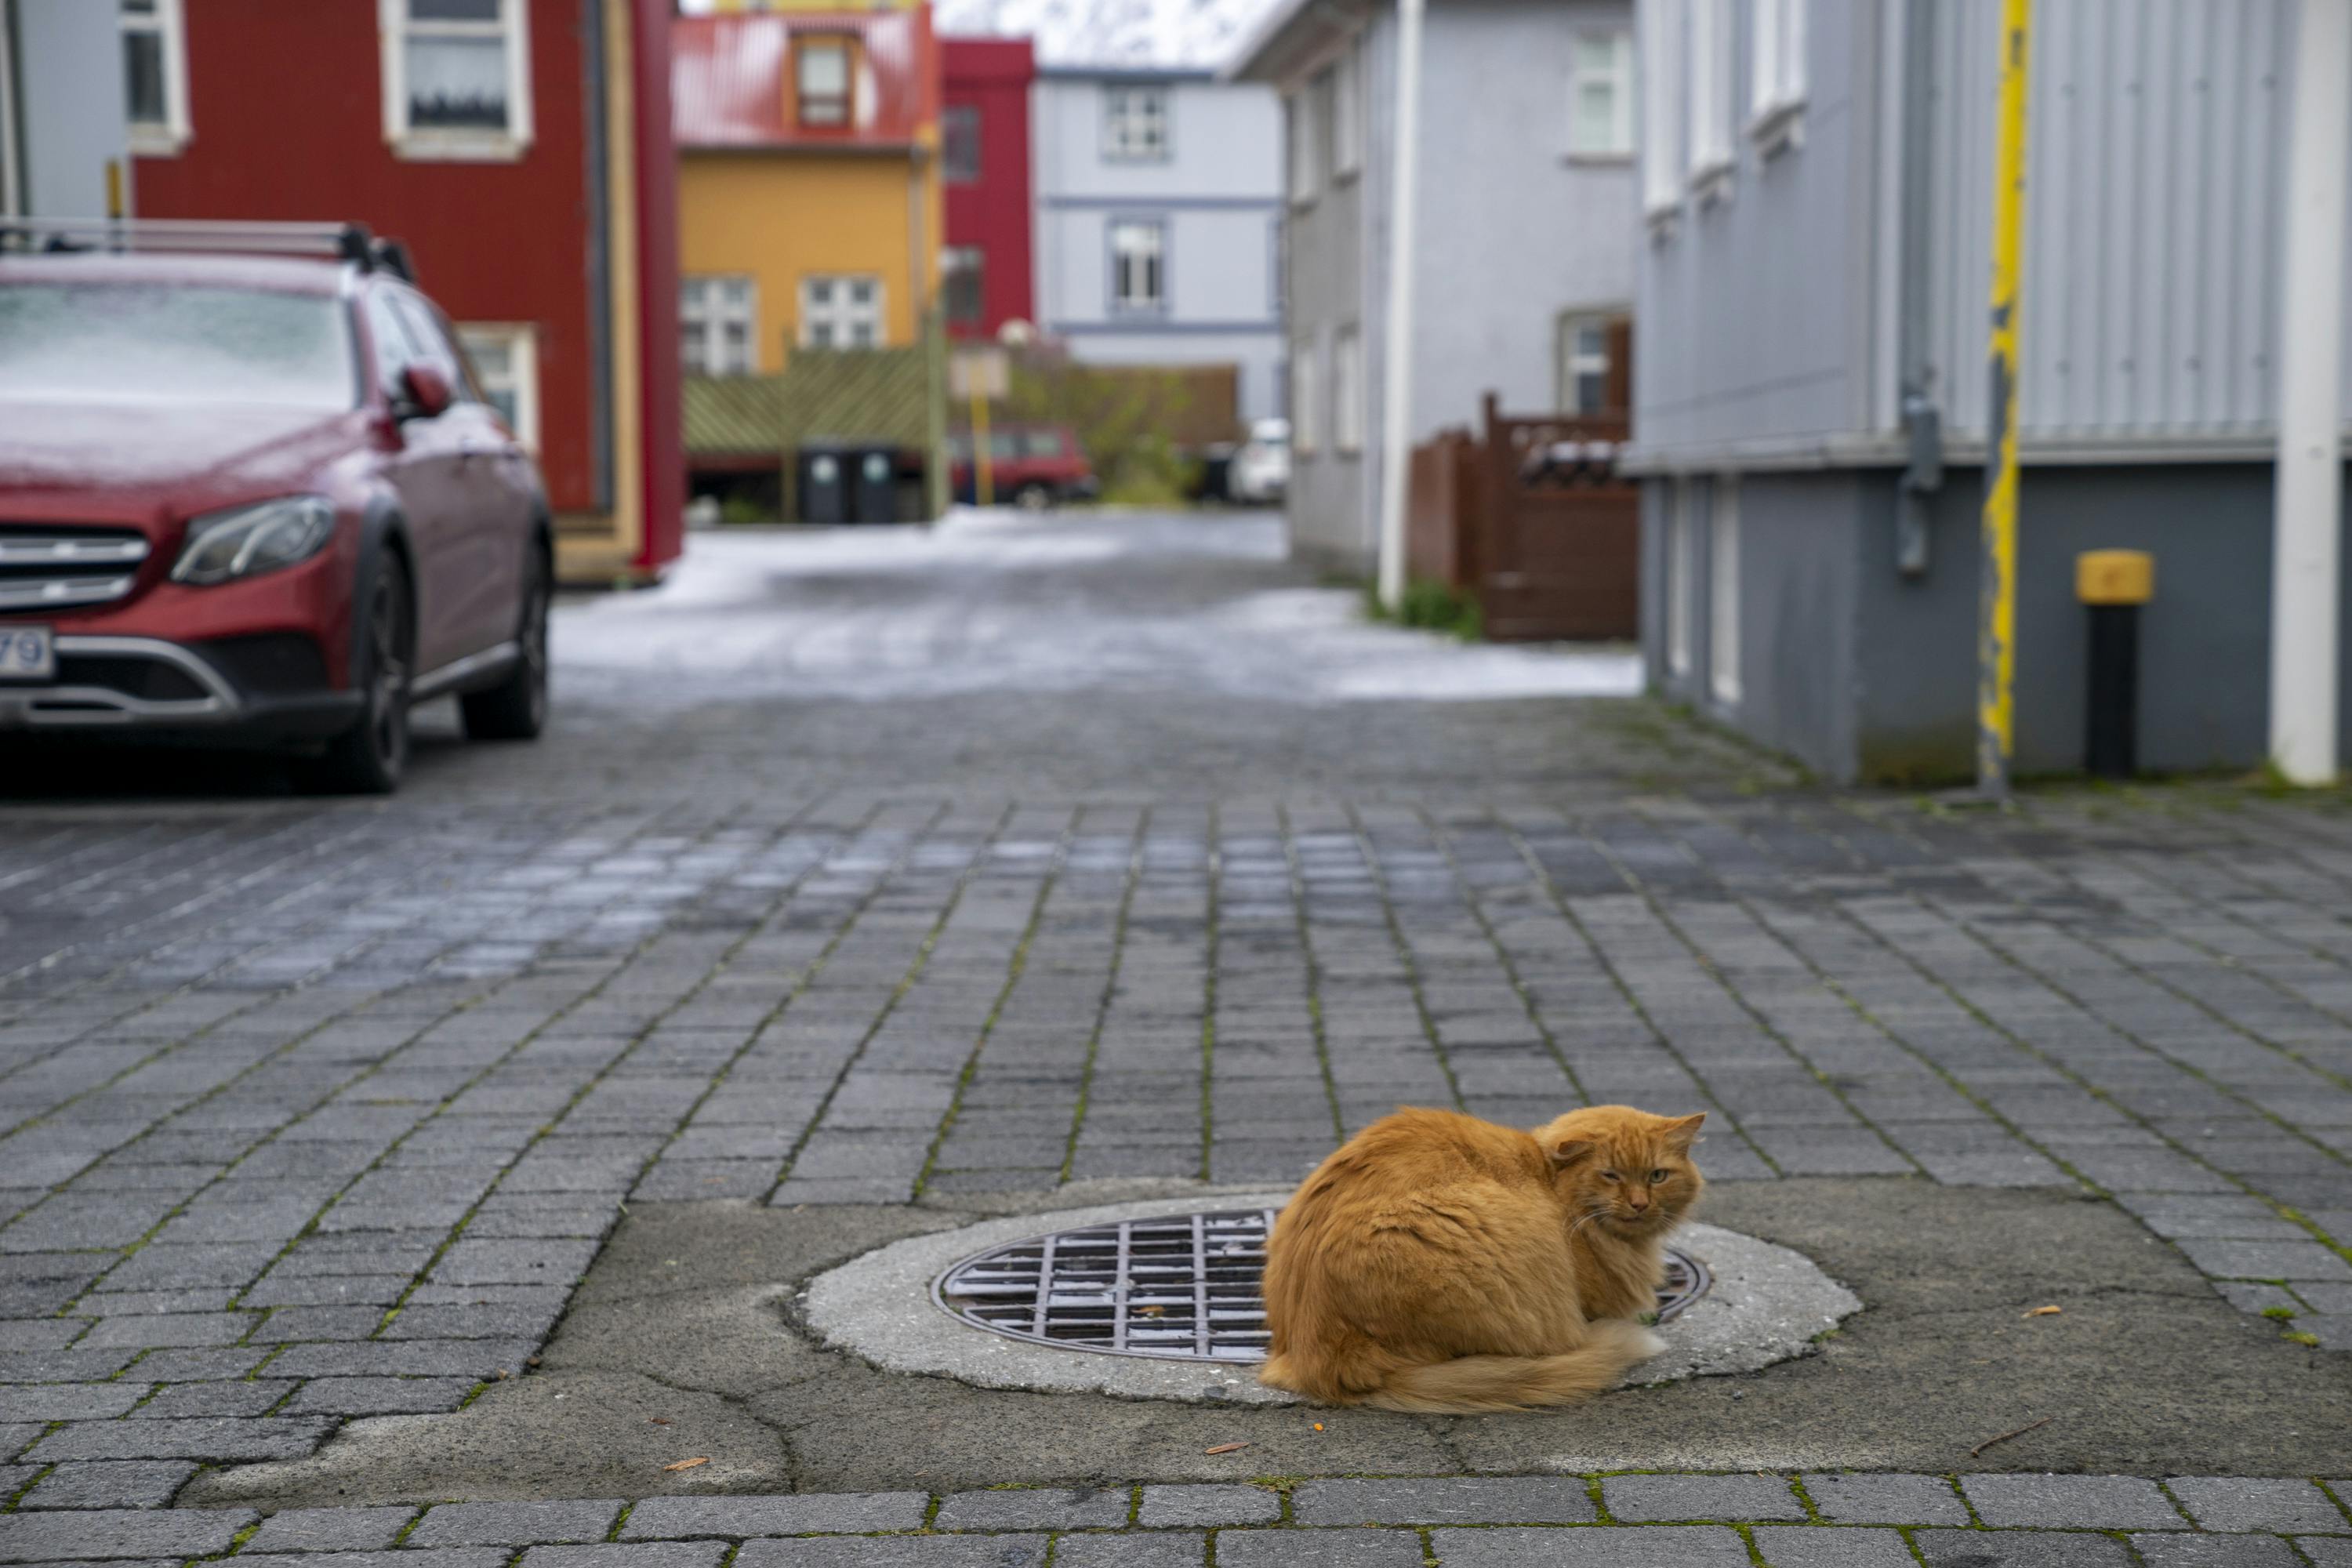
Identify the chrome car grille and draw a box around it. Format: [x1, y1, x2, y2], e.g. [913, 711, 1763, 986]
[0, 528, 150, 612]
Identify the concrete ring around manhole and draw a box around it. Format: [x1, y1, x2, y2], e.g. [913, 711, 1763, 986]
[799, 1192, 1861, 1406]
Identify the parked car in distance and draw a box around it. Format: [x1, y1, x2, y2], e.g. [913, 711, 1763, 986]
[0, 224, 553, 793]
[949, 425, 1099, 509]
[1229, 418, 1290, 505]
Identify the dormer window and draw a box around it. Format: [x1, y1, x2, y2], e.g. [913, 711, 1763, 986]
[797, 38, 853, 128]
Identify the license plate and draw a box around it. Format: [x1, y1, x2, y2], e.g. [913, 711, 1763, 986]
[0, 626, 55, 682]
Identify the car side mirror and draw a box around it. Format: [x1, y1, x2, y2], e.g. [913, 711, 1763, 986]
[399, 364, 454, 420]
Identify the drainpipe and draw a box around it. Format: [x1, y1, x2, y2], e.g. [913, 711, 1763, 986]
[2270, 0, 2349, 785]
[1373, 0, 1425, 609]
[1893, 0, 1939, 578]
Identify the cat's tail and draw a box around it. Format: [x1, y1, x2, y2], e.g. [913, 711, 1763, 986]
[1359, 1319, 1666, 1414]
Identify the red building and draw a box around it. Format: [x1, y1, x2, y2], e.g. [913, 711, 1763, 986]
[940, 38, 1035, 341]
[130, 0, 682, 585]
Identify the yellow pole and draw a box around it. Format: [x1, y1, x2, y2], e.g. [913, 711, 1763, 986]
[971, 387, 993, 507]
[1976, 0, 2030, 798]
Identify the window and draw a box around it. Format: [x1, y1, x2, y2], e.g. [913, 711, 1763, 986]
[1292, 336, 1321, 456]
[1109, 220, 1165, 313]
[942, 105, 982, 183]
[1686, 0, 1734, 185]
[120, 0, 189, 154]
[364, 293, 421, 400]
[1332, 49, 1363, 180]
[1287, 86, 1321, 207]
[1332, 325, 1362, 454]
[1103, 85, 1168, 161]
[681, 276, 757, 375]
[1639, 0, 1684, 216]
[801, 275, 883, 348]
[458, 325, 539, 450]
[1567, 30, 1633, 158]
[383, 0, 533, 156]
[1023, 430, 1069, 458]
[1556, 312, 1616, 414]
[943, 247, 985, 328]
[390, 292, 464, 389]
[1750, 0, 1807, 133]
[797, 38, 852, 128]
[1665, 479, 1693, 674]
[1708, 477, 1741, 702]
[1270, 216, 1287, 314]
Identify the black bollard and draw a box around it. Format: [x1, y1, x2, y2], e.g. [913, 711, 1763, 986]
[2077, 550, 2153, 780]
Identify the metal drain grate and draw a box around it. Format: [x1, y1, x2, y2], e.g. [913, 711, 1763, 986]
[932, 1207, 1712, 1363]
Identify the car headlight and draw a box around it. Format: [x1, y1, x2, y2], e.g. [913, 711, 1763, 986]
[171, 496, 337, 586]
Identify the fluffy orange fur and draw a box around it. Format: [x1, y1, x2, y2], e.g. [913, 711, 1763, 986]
[1258, 1105, 1707, 1413]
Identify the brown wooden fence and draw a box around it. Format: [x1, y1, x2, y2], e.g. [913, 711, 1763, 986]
[1406, 393, 1640, 643]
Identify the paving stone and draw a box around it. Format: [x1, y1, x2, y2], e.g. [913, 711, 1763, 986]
[405, 1499, 626, 1547]
[26, 1416, 328, 1462]
[1961, 1474, 2186, 1530]
[0, 1505, 256, 1561]
[1602, 1473, 1809, 1523]
[2297, 1539, 2352, 1566]
[2165, 1477, 2348, 1533]
[519, 1548, 728, 1568]
[1430, 1526, 1751, 1566]
[619, 1494, 930, 1538]
[1048, 1533, 1206, 1568]
[735, 1540, 1051, 1568]
[1800, 1472, 1969, 1526]
[1214, 1530, 1427, 1567]
[1912, 1530, 2134, 1567]
[242, 1506, 420, 1553]
[2129, 1537, 2304, 1567]
[1751, 1528, 1918, 1568]
[127, 1379, 294, 1418]
[230, 1555, 509, 1568]
[15, 1460, 194, 1509]
[934, 1486, 1130, 1530]
[0, 1385, 147, 1422]
[1138, 1483, 1283, 1526]
[1294, 1477, 1598, 1526]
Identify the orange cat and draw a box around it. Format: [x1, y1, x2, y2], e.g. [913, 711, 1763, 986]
[1258, 1105, 1706, 1412]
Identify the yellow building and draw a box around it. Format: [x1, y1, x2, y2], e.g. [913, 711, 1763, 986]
[673, 7, 942, 375]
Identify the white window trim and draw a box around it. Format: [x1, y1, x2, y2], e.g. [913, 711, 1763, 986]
[1287, 85, 1322, 209]
[1665, 478, 1693, 675]
[0, 16, 20, 215]
[122, 0, 193, 157]
[1639, 0, 1684, 223]
[1708, 475, 1741, 703]
[1331, 47, 1363, 180]
[1686, 0, 1734, 194]
[681, 275, 759, 376]
[1292, 334, 1322, 456]
[458, 323, 540, 452]
[1109, 218, 1167, 314]
[1566, 29, 1634, 162]
[799, 274, 885, 349]
[1557, 309, 1617, 415]
[1333, 325, 1363, 455]
[378, 0, 535, 163]
[1102, 83, 1171, 162]
[1747, 0, 1808, 153]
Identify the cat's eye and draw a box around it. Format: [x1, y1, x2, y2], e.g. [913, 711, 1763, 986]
[1648, 1169, 1668, 1185]
[1599, 1169, 1621, 1183]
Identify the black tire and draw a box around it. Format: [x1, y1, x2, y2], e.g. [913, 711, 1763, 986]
[308, 553, 413, 796]
[459, 545, 550, 742]
[1013, 482, 1055, 512]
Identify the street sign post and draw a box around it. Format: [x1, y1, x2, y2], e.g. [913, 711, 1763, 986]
[1976, 0, 2030, 800]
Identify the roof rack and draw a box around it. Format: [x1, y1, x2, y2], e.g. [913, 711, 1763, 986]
[0, 218, 416, 282]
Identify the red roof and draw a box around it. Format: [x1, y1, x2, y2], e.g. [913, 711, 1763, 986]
[673, 9, 937, 150]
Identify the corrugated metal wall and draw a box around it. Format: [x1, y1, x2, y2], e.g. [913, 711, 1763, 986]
[1925, 0, 2291, 444]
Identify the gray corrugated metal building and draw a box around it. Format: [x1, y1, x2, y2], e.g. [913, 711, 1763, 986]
[1632, 0, 2346, 783]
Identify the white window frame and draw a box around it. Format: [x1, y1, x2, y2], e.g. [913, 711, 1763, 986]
[1748, 0, 1807, 149]
[1287, 85, 1322, 209]
[800, 274, 885, 349]
[379, 0, 535, 163]
[1332, 325, 1363, 455]
[457, 324, 540, 452]
[121, 0, 192, 156]
[1292, 335, 1322, 457]
[681, 276, 758, 376]
[1708, 475, 1741, 703]
[1108, 218, 1167, 314]
[1665, 478, 1693, 674]
[1639, 0, 1684, 220]
[1556, 310, 1617, 415]
[1566, 28, 1633, 159]
[1102, 83, 1171, 162]
[797, 37, 854, 129]
[1686, 0, 1733, 190]
[1331, 46, 1363, 180]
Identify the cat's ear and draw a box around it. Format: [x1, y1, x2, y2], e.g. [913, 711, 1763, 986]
[1661, 1112, 1707, 1152]
[1548, 1137, 1598, 1170]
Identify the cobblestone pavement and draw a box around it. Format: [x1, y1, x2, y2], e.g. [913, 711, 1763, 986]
[2, 514, 2350, 1558]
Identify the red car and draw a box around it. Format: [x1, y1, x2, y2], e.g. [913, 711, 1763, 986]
[0, 227, 550, 793]
[947, 425, 1099, 510]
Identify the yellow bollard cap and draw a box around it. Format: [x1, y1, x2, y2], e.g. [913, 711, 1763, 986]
[2077, 550, 2154, 606]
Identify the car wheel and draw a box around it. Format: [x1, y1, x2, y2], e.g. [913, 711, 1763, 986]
[459, 546, 550, 742]
[1014, 483, 1054, 511]
[308, 553, 412, 795]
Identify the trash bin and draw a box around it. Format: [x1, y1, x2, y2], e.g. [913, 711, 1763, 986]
[849, 446, 898, 524]
[797, 445, 848, 524]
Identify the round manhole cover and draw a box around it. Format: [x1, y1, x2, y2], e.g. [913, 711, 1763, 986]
[931, 1206, 1713, 1363]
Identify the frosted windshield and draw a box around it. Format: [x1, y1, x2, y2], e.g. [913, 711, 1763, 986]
[0, 282, 358, 409]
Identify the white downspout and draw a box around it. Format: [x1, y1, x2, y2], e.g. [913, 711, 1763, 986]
[2270, 0, 2350, 784]
[1374, 0, 1425, 608]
